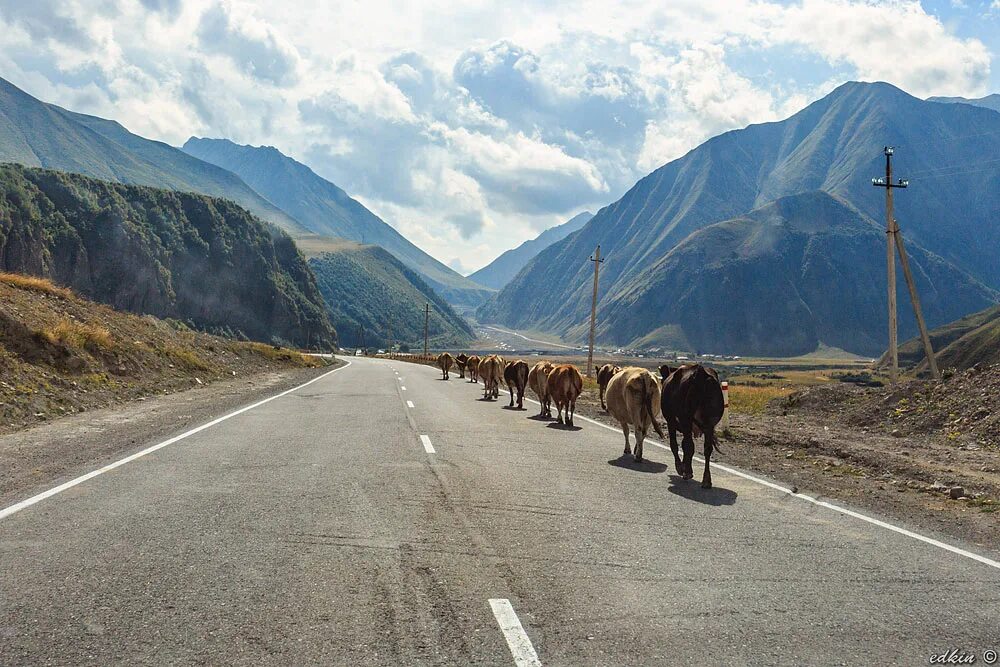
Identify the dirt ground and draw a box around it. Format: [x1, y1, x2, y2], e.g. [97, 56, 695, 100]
[389, 353, 1000, 554]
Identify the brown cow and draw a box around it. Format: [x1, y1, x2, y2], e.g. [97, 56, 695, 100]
[596, 363, 622, 410]
[436, 352, 454, 380]
[503, 360, 530, 409]
[466, 355, 481, 383]
[547, 364, 583, 427]
[660, 364, 725, 488]
[455, 353, 469, 378]
[478, 354, 503, 400]
[528, 361, 555, 418]
[658, 364, 676, 382]
[605, 367, 666, 463]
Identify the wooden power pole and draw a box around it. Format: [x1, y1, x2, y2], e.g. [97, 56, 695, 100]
[423, 303, 430, 357]
[586, 245, 604, 378]
[872, 146, 940, 381]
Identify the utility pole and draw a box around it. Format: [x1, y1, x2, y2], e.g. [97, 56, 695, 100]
[359, 323, 366, 355]
[586, 244, 604, 378]
[872, 146, 940, 381]
[423, 303, 430, 357]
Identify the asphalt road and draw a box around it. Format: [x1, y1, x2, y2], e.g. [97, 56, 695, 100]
[2, 356, 998, 666]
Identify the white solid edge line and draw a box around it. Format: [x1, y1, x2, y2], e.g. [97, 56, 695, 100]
[0, 359, 353, 522]
[420, 434, 436, 454]
[468, 372, 1000, 572]
[489, 598, 542, 667]
[407, 400, 415, 408]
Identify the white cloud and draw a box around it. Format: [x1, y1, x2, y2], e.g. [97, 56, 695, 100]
[0, 0, 993, 270]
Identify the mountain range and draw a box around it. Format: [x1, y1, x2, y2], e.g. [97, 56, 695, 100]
[468, 211, 593, 290]
[928, 94, 1000, 113]
[0, 77, 306, 235]
[307, 241, 474, 349]
[181, 137, 493, 308]
[478, 81, 1000, 356]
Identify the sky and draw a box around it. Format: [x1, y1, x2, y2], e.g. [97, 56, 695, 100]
[1, 0, 998, 274]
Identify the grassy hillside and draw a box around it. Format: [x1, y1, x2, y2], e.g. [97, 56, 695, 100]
[182, 138, 494, 307]
[469, 211, 592, 290]
[889, 304, 1000, 371]
[0, 76, 307, 234]
[479, 81, 1000, 355]
[307, 241, 473, 348]
[0, 274, 325, 433]
[0, 164, 334, 348]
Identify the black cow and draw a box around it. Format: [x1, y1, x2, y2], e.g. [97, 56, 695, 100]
[660, 364, 725, 488]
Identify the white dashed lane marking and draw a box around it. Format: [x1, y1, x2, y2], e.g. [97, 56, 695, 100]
[407, 401, 415, 408]
[489, 599, 541, 667]
[420, 435, 435, 454]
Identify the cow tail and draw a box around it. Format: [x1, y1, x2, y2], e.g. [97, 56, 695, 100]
[642, 375, 666, 438]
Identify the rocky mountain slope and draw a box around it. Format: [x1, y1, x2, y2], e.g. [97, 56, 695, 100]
[479, 82, 1000, 355]
[468, 211, 593, 290]
[0, 164, 334, 348]
[0, 76, 306, 234]
[307, 241, 473, 348]
[598, 192, 997, 356]
[181, 137, 493, 308]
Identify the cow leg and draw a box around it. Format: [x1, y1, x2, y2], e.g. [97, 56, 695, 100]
[600, 387, 606, 410]
[508, 384, 514, 407]
[517, 387, 524, 409]
[620, 421, 631, 456]
[701, 429, 714, 489]
[556, 402, 564, 425]
[669, 425, 683, 476]
[569, 398, 576, 427]
[681, 432, 695, 480]
[634, 427, 644, 463]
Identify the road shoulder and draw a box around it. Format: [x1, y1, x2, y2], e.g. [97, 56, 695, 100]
[0, 363, 339, 508]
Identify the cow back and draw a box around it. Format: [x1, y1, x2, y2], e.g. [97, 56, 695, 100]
[548, 364, 583, 402]
[660, 364, 724, 431]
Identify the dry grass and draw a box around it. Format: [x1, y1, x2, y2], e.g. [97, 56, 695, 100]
[245, 342, 321, 367]
[42, 319, 114, 352]
[163, 345, 212, 371]
[0, 273, 74, 299]
[729, 385, 792, 415]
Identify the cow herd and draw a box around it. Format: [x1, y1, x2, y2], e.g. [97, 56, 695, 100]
[432, 352, 725, 489]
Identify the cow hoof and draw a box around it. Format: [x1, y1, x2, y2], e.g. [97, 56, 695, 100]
[635, 457, 644, 464]
[683, 472, 693, 480]
[701, 481, 713, 489]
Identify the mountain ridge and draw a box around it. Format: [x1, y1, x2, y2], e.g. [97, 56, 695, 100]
[468, 211, 593, 290]
[181, 137, 493, 307]
[0, 76, 307, 234]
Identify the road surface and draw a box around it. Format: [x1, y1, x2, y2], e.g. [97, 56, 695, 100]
[2, 356, 998, 665]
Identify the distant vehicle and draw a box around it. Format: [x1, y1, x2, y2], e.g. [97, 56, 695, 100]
[354, 349, 363, 356]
